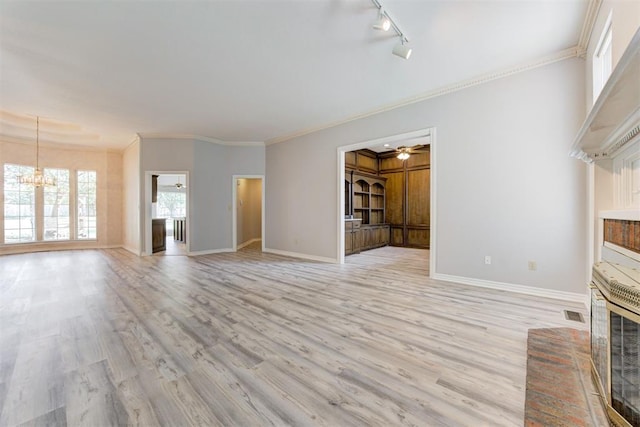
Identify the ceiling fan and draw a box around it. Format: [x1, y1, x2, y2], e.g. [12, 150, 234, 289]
[395, 144, 428, 160]
[174, 176, 186, 189]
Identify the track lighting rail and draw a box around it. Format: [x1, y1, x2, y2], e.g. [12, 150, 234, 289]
[371, 0, 409, 44]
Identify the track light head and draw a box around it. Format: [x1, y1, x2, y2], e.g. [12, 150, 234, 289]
[373, 13, 391, 31]
[372, 0, 412, 59]
[392, 40, 412, 59]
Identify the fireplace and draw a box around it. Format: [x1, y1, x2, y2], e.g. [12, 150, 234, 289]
[572, 23, 640, 427]
[591, 260, 640, 426]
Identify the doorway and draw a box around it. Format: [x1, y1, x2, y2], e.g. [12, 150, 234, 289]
[144, 171, 189, 256]
[232, 175, 265, 252]
[337, 128, 436, 277]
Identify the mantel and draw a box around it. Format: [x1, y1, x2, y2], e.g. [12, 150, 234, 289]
[599, 209, 640, 221]
[570, 28, 640, 163]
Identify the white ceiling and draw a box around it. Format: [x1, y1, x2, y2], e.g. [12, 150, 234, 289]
[0, 0, 591, 150]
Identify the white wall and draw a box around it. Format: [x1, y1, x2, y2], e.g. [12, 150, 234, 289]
[122, 139, 140, 254]
[140, 137, 265, 253]
[266, 58, 588, 294]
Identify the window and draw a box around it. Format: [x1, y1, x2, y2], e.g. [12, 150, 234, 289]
[157, 191, 186, 218]
[44, 168, 70, 240]
[4, 164, 35, 243]
[2, 164, 98, 244]
[593, 15, 613, 103]
[77, 170, 97, 239]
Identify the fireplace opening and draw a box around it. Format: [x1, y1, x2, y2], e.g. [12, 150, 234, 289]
[591, 261, 640, 427]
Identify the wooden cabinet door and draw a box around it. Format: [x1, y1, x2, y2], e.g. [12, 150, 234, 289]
[345, 229, 353, 255]
[152, 220, 166, 253]
[353, 228, 363, 252]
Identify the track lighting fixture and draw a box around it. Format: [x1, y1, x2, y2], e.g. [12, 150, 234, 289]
[371, 0, 412, 59]
[373, 11, 391, 31]
[392, 39, 412, 59]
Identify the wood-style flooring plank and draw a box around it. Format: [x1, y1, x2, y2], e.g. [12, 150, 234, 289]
[0, 244, 592, 426]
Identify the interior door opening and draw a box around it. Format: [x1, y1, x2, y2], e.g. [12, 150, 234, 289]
[337, 128, 436, 277]
[145, 171, 189, 256]
[233, 176, 264, 252]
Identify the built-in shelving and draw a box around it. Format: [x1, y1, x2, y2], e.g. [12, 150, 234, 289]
[351, 178, 386, 225]
[344, 167, 390, 255]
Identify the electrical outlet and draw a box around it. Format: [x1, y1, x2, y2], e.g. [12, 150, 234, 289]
[528, 261, 537, 271]
[484, 256, 491, 265]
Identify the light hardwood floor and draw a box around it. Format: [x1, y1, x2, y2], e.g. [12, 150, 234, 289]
[0, 245, 588, 426]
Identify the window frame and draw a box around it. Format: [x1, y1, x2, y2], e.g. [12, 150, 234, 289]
[76, 170, 97, 240]
[592, 13, 613, 104]
[2, 164, 98, 245]
[3, 164, 36, 244]
[43, 168, 71, 241]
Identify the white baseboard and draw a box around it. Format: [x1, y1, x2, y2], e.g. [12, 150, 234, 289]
[188, 248, 234, 256]
[432, 273, 587, 304]
[237, 238, 262, 250]
[0, 242, 123, 256]
[263, 247, 337, 264]
[122, 245, 141, 256]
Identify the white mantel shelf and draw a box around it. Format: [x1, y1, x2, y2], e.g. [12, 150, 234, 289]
[599, 209, 640, 221]
[571, 28, 640, 163]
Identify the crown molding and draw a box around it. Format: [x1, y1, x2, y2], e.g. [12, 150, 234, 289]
[138, 133, 225, 144]
[577, 0, 603, 57]
[138, 133, 264, 147]
[218, 140, 265, 147]
[266, 47, 580, 146]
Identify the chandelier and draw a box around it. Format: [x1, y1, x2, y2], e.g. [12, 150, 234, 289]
[19, 116, 56, 187]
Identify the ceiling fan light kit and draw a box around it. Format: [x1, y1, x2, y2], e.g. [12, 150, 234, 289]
[396, 146, 411, 160]
[175, 176, 186, 189]
[371, 0, 411, 60]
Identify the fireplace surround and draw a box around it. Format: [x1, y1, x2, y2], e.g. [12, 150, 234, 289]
[571, 26, 640, 427]
[591, 260, 640, 426]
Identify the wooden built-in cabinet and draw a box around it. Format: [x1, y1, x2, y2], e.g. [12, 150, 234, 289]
[351, 176, 386, 225]
[345, 147, 430, 252]
[152, 175, 159, 203]
[345, 150, 391, 255]
[345, 146, 431, 252]
[152, 218, 166, 253]
[344, 219, 362, 255]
